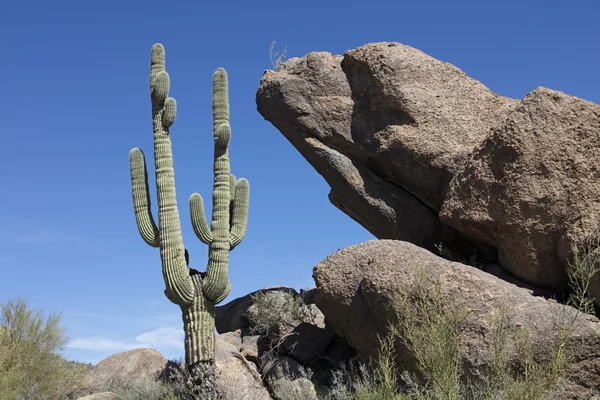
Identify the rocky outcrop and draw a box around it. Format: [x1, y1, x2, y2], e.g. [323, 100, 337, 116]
[215, 286, 356, 397]
[440, 87, 600, 294]
[256, 40, 600, 299]
[256, 47, 454, 251]
[256, 42, 517, 250]
[76, 348, 168, 395]
[214, 333, 272, 400]
[76, 337, 272, 400]
[215, 286, 297, 334]
[312, 239, 600, 399]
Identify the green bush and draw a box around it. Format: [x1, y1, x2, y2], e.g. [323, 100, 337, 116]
[97, 375, 177, 400]
[0, 296, 88, 400]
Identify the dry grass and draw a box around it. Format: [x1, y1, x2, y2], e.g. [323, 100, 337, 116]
[269, 40, 287, 69]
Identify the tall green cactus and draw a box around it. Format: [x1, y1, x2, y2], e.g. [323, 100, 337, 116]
[129, 43, 249, 394]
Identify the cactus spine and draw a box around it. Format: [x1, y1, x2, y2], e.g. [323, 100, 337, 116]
[129, 43, 249, 392]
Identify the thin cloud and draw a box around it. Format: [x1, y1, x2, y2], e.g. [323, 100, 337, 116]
[66, 337, 145, 351]
[135, 327, 184, 348]
[0, 218, 108, 254]
[67, 327, 184, 352]
[67, 310, 181, 326]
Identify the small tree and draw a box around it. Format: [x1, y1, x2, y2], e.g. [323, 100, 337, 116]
[0, 296, 80, 399]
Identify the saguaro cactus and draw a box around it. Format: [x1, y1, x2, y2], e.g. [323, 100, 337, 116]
[129, 43, 249, 397]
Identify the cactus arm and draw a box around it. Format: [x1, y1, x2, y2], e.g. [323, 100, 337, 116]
[129, 148, 160, 247]
[213, 281, 232, 304]
[230, 177, 249, 250]
[150, 44, 194, 306]
[202, 123, 232, 302]
[212, 68, 229, 140]
[190, 193, 213, 244]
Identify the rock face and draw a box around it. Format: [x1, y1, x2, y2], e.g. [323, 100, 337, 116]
[217, 286, 337, 367]
[340, 43, 517, 211]
[77, 338, 272, 400]
[214, 334, 272, 400]
[440, 87, 600, 294]
[256, 40, 600, 299]
[313, 240, 600, 399]
[215, 286, 297, 334]
[256, 47, 450, 251]
[77, 348, 168, 395]
[215, 286, 356, 397]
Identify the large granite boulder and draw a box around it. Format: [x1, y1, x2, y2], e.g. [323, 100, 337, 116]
[76, 348, 168, 395]
[313, 240, 600, 399]
[440, 87, 600, 295]
[257, 40, 600, 301]
[256, 47, 443, 251]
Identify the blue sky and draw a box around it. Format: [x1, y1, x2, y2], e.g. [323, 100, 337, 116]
[0, 0, 598, 365]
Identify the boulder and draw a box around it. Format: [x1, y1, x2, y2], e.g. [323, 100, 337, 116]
[77, 348, 168, 395]
[214, 335, 272, 400]
[269, 377, 318, 400]
[256, 48, 448, 251]
[258, 40, 600, 303]
[340, 42, 517, 211]
[440, 87, 600, 295]
[313, 240, 600, 399]
[240, 334, 260, 363]
[256, 42, 517, 252]
[218, 329, 243, 349]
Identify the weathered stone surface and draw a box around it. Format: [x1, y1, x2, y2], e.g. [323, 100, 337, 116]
[258, 40, 600, 304]
[241, 334, 260, 363]
[262, 354, 306, 382]
[440, 87, 600, 295]
[218, 329, 243, 350]
[280, 319, 335, 365]
[256, 48, 449, 251]
[218, 286, 335, 366]
[78, 348, 168, 394]
[270, 377, 318, 400]
[215, 336, 272, 400]
[341, 42, 517, 210]
[313, 240, 600, 399]
[257, 42, 517, 252]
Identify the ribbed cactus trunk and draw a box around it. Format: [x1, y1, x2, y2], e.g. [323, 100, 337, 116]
[129, 43, 249, 399]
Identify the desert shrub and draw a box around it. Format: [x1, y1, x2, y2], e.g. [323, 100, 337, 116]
[269, 40, 287, 69]
[249, 290, 313, 376]
[323, 338, 409, 400]
[0, 296, 88, 400]
[391, 267, 469, 399]
[249, 290, 310, 337]
[97, 374, 177, 400]
[567, 228, 600, 314]
[324, 246, 600, 400]
[465, 305, 572, 400]
[265, 359, 315, 400]
[162, 358, 226, 400]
